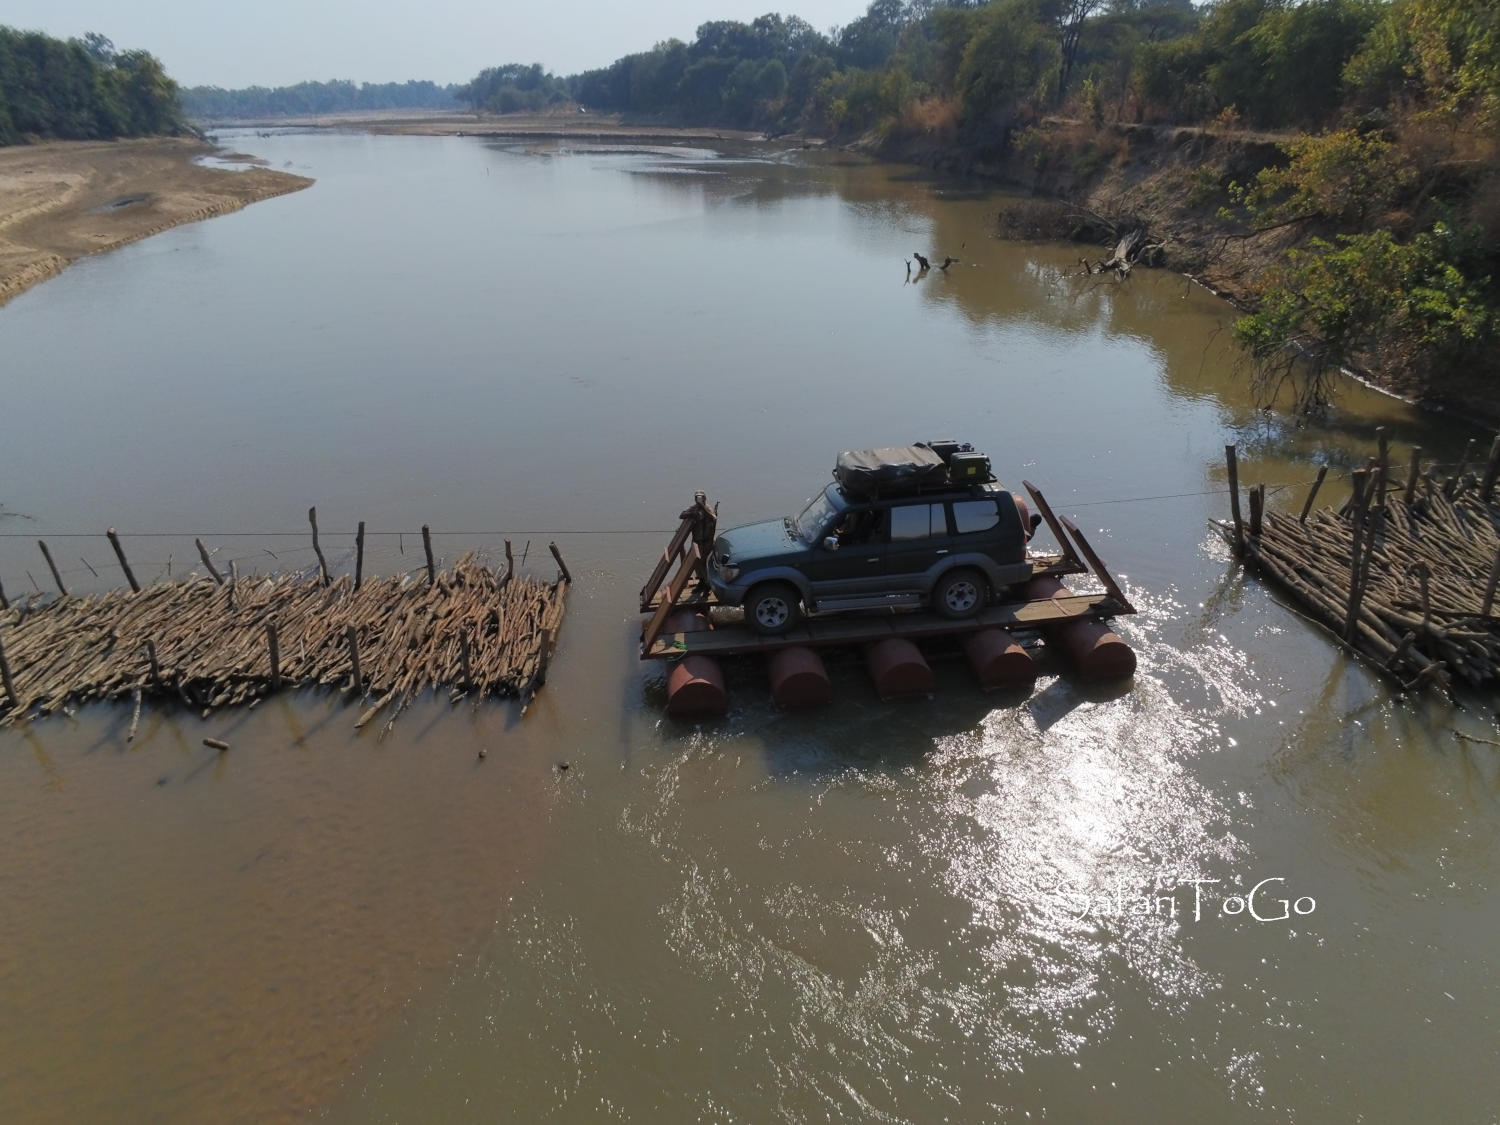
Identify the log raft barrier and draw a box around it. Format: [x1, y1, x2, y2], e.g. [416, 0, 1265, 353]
[0, 523, 572, 733]
[1220, 433, 1500, 697]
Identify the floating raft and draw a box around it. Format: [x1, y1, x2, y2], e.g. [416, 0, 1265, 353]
[1221, 433, 1500, 696]
[640, 483, 1137, 716]
[0, 555, 569, 733]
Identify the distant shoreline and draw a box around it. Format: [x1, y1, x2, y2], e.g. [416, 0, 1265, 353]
[0, 137, 312, 309]
[201, 109, 814, 148]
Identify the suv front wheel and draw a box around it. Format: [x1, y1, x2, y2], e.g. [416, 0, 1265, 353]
[744, 582, 802, 635]
[932, 568, 987, 619]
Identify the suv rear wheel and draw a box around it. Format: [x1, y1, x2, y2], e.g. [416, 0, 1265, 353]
[744, 582, 801, 635]
[933, 568, 986, 619]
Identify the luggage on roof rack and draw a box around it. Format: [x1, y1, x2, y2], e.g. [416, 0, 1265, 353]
[834, 444, 950, 497]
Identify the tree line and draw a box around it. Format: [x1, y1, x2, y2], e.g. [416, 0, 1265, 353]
[0, 28, 180, 144]
[180, 79, 461, 121]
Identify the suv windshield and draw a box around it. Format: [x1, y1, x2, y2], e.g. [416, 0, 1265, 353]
[792, 491, 839, 543]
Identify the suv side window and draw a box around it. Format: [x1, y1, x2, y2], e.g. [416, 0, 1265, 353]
[952, 499, 1000, 535]
[889, 503, 944, 541]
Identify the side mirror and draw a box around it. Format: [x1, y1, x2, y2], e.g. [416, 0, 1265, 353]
[823, 537, 840, 551]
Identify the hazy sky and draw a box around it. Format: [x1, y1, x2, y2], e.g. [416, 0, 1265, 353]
[3, 0, 874, 89]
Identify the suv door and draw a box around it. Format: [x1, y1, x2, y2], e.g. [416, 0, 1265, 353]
[803, 505, 888, 597]
[882, 501, 952, 590]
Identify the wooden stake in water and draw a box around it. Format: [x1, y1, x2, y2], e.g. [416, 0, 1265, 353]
[309, 507, 330, 586]
[1225, 445, 1243, 555]
[422, 525, 436, 587]
[549, 542, 573, 585]
[106, 528, 140, 593]
[355, 521, 366, 591]
[196, 538, 224, 584]
[1299, 465, 1328, 524]
[38, 540, 67, 597]
[1405, 446, 1422, 504]
[1248, 484, 1264, 540]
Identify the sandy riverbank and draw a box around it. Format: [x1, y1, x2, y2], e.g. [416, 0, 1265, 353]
[0, 137, 312, 307]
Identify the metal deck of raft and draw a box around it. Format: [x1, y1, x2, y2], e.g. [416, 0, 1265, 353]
[639, 480, 1135, 661]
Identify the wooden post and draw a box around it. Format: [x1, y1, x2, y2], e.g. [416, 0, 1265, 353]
[1375, 427, 1389, 510]
[106, 528, 140, 592]
[422, 524, 436, 586]
[345, 625, 362, 691]
[195, 538, 224, 584]
[228, 560, 238, 609]
[354, 521, 366, 590]
[0, 627, 18, 711]
[0, 575, 8, 611]
[459, 631, 473, 687]
[1483, 546, 1500, 618]
[144, 639, 161, 683]
[38, 540, 67, 596]
[1347, 467, 1368, 516]
[1447, 438, 1476, 499]
[504, 539, 514, 584]
[1225, 445, 1243, 555]
[1248, 484, 1264, 540]
[1482, 434, 1500, 502]
[309, 507, 329, 586]
[549, 542, 573, 584]
[1299, 465, 1328, 523]
[266, 622, 281, 688]
[1405, 446, 1422, 504]
[1344, 471, 1373, 642]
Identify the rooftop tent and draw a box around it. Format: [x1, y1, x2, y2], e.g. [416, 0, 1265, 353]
[834, 444, 950, 497]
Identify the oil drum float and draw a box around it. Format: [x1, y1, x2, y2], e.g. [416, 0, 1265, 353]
[865, 637, 934, 700]
[1024, 577, 1136, 681]
[663, 609, 728, 718]
[963, 628, 1037, 691]
[766, 646, 832, 707]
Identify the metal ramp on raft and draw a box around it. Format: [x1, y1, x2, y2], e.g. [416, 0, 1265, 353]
[638, 481, 1135, 661]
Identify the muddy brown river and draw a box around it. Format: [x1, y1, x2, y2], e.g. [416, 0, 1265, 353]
[1, 131, 1497, 1123]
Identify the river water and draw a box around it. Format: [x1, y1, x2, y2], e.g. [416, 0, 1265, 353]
[1, 131, 1497, 1123]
